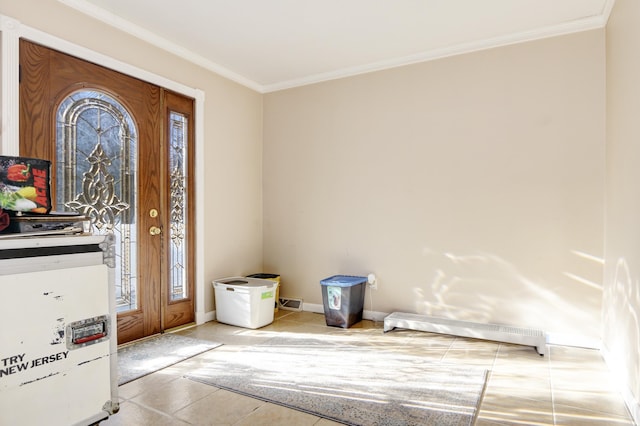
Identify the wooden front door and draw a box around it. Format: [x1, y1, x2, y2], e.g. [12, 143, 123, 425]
[19, 39, 195, 344]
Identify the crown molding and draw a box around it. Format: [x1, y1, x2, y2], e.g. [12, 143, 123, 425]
[57, 0, 263, 92]
[58, 0, 610, 94]
[601, 0, 617, 24]
[263, 14, 608, 92]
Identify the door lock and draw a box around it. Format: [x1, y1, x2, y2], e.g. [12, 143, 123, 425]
[149, 226, 162, 236]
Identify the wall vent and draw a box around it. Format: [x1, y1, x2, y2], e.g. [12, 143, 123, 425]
[279, 298, 303, 311]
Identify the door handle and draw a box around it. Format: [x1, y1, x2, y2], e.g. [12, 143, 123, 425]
[149, 226, 162, 236]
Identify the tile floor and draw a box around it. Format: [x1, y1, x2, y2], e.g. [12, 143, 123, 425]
[102, 311, 635, 426]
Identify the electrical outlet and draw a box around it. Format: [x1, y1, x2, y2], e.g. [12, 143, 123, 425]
[367, 273, 377, 290]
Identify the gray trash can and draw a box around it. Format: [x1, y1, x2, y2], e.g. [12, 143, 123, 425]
[320, 275, 367, 328]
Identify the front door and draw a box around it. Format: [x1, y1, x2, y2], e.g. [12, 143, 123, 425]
[19, 39, 195, 344]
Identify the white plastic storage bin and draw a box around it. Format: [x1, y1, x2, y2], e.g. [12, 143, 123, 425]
[213, 276, 279, 329]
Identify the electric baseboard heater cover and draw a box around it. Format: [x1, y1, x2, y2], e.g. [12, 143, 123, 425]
[383, 312, 546, 356]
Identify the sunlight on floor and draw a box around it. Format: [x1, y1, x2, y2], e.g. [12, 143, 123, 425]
[104, 311, 635, 426]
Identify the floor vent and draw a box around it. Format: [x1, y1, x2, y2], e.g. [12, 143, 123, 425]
[279, 298, 303, 311]
[383, 312, 546, 356]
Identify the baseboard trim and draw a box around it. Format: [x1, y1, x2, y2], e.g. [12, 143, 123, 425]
[197, 310, 216, 325]
[545, 332, 601, 350]
[204, 304, 602, 350]
[302, 304, 601, 349]
[302, 303, 390, 323]
[601, 346, 640, 425]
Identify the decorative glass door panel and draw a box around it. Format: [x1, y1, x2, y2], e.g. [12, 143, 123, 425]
[162, 91, 195, 329]
[169, 112, 188, 302]
[20, 40, 195, 343]
[56, 90, 139, 313]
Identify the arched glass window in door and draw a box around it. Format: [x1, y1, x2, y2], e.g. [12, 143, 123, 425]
[56, 90, 138, 312]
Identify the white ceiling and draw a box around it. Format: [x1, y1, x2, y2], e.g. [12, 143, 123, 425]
[60, 0, 612, 93]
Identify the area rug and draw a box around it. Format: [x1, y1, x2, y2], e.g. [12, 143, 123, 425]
[118, 334, 222, 385]
[186, 335, 487, 426]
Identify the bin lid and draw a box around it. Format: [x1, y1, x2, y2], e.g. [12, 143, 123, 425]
[223, 280, 250, 285]
[320, 275, 367, 287]
[246, 273, 280, 279]
[214, 276, 278, 288]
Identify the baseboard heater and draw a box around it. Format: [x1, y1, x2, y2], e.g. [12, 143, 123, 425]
[383, 312, 546, 356]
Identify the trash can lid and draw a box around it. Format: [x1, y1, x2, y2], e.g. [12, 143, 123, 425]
[320, 275, 367, 287]
[247, 273, 280, 279]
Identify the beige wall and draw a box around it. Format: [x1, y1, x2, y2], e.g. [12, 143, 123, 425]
[3, 0, 633, 413]
[264, 30, 606, 342]
[1, 2, 612, 346]
[0, 0, 264, 313]
[605, 0, 640, 419]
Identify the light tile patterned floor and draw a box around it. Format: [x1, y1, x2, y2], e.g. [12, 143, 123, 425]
[102, 311, 635, 425]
